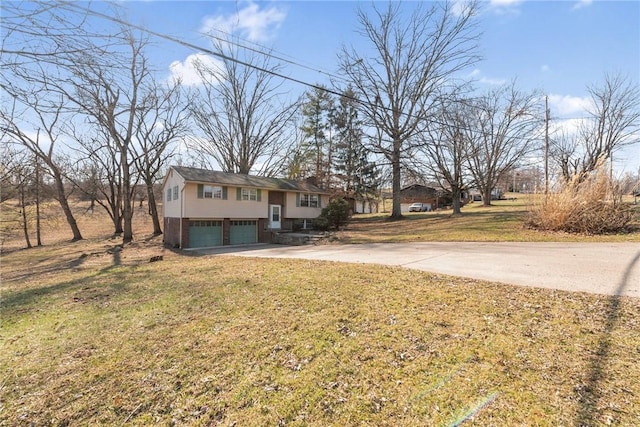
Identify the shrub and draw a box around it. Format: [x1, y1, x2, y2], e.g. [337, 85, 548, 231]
[314, 198, 351, 231]
[312, 215, 330, 231]
[526, 163, 635, 234]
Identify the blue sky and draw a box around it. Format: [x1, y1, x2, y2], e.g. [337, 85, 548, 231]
[119, 0, 639, 172]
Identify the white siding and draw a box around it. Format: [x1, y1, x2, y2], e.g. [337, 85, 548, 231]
[284, 193, 326, 219]
[183, 183, 268, 219]
[163, 170, 185, 218]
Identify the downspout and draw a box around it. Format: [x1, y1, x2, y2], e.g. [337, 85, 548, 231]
[179, 184, 185, 248]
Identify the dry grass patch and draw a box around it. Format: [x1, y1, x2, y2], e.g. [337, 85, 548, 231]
[2, 245, 639, 426]
[527, 167, 636, 234]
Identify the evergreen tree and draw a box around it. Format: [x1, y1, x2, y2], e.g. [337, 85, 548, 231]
[300, 85, 335, 187]
[332, 87, 380, 209]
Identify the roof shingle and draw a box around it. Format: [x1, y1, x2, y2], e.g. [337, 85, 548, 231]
[170, 166, 328, 194]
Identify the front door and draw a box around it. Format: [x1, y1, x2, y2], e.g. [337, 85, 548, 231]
[269, 204, 281, 229]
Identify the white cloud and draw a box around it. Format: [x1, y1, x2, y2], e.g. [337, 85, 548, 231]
[488, 0, 523, 15]
[490, 0, 522, 6]
[450, 0, 476, 17]
[549, 117, 586, 136]
[480, 76, 507, 86]
[541, 64, 550, 73]
[468, 68, 507, 86]
[548, 94, 592, 117]
[572, 0, 593, 11]
[200, 2, 286, 42]
[169, 53, 224, 87]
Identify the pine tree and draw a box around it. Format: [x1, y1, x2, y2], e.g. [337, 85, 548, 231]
[300, 85, 335, 187]
[332, 87, 380, 211]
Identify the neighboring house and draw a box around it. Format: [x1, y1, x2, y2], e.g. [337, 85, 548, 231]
[343, 195, 378, 214]
[399, 184, 441, 211]
[162, 166, 329, 249]
[399, 184, 470, 210]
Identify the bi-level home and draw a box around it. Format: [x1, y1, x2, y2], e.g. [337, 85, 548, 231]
[162, 166, 330, 249]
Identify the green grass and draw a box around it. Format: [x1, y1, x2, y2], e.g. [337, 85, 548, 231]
[2, 247, 639, 426]
[338, 196, 640, 243]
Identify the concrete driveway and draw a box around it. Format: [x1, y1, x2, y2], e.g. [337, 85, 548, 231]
[198, 242, 640, 298]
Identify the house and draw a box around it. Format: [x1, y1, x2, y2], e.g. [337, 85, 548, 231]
[399, 184, 470, 210]
[162, 166, 330, 249]
[399, 184, 441, 211]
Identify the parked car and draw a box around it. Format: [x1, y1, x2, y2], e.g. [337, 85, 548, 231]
[409, 202, 430, 212]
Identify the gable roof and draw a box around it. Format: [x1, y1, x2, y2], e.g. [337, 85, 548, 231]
[169, 166, 329, 194]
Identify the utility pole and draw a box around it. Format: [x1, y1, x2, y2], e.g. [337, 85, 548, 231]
[544, 95, 550, 196]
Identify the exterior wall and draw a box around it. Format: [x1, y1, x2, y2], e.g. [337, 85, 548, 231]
[284, 193, 326, 219]
[268, 191, 285, 205]
[183, 182, 269, 219]
[163, 216, 189, 248]
[163, 171, 185, 218]
[257, 218, 271, 243]
[164, 217, 181, 247]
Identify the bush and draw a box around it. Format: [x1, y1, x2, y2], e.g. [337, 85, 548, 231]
[312, 215, 330, 231]
[314, 198, 351, 231]
[526, 164, 635, 234]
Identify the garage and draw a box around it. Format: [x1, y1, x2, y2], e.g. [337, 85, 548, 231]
[230, 220, 257, 245]
[188, 220, 222, 248]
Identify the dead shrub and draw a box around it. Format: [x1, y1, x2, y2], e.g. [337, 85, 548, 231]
[526, 164, 635, 234]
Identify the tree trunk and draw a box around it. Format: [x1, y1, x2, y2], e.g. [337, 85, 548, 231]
[451, 185, 462, 215]
[121, 150, 133, 244]
[35, 161, 42, 246]
[146, 182, 162, 235]
[20, 190, 32, 249]
[482, 188, 492, 207]
[52, 168, 83, 241]
[390, 143, 402, 219]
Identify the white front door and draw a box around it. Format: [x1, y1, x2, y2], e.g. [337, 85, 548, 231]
[269, 204, 281, 229]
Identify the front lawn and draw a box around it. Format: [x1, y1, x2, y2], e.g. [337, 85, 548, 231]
[2, 244, 639, 425]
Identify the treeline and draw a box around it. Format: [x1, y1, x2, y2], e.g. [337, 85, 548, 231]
[2, 1, 638, 247]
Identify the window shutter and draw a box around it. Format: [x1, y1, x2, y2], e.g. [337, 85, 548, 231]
[237, 187, 242, 200]
[318, 194, 322, 208]
[197, 184, 203, 199]
[296, 193, 300, 207]
[222, 186, 228, 200]
[256, 189, 262, 202]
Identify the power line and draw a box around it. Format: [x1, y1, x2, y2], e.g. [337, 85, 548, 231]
[199, 28, 346, 84]
[59, 1, 547, 142]
[61, 2, 348, 98]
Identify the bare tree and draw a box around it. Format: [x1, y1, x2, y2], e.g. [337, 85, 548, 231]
[338, 1, 480, 219]
[71, 127, 125, 235]
[418, 97, 472, 214]
[132, 79, 190, 235]
[465, 82, 542, 206]
[67, 30, 152, 243]
[0, 1, 111, 65]
[0, 93, 84, 241]
[1, 1, 128, 242]
[552, 73, 640, 182]
[190, 41, 299, 176]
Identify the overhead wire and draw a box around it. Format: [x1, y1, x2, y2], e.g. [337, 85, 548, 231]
[59, 1, 562, 141]
[199, 27, 346, 84]
[61, 1, 349, 98]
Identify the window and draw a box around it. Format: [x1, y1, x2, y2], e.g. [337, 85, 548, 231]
[203, 185, 213, 198]
[300, 193, 319, 208]
[242, 188, 257, 201]
[198, 184, 227, 200]
[167, 188, 172, 202]
[173, 185, 178, 200]
[212, 186, 223, 199]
